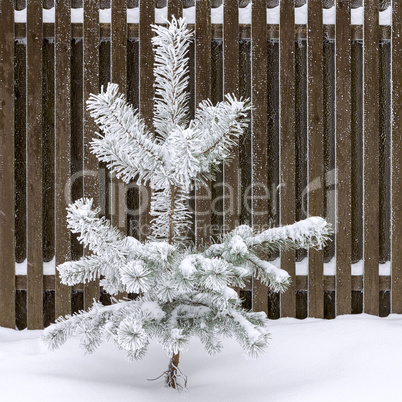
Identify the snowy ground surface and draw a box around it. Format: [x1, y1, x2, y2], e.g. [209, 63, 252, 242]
[1, 314, 401, 402]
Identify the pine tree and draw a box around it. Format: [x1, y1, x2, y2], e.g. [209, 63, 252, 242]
[43, 17, 331, 389]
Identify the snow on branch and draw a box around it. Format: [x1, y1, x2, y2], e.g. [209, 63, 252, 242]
[152, 17, 192, 139]
[207, 216, 332, 258]
[58, 255, 108, 286]
[87, 83, 166, 185]
[193, 95, 250, 173]
[66, 198, 127, 257]
[249, 216, 333, 252]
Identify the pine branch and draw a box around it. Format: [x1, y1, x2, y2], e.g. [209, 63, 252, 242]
[152, 17, 192, 139]
[58, 255, 108, 286]
[87, 83, 166, 185]
[206, 217, 333, 258]
[193, 94, 250, 168]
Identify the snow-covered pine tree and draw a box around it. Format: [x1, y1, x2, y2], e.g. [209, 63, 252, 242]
[43, 17, 332, 389]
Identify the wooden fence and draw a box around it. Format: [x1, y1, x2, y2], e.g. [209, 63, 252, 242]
[0, 0, 401, 330]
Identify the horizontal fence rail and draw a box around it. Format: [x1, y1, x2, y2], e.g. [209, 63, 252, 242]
[0, 0, 399, 329]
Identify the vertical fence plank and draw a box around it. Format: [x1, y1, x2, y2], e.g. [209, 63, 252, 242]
[336, 0, 352, 315]
[111, 0, 127, 233]
[223, 0, 239, 233]
[323, 39, 336, 264]
[251, 0, 268, 314]
[42, 38, 55, 264]
[351, 40, 363, 264]
[211, 41, 224, 241]
[139, 0, 155, 240]
[14, 41, 26, 265]
[111, 0, 127, 299]
[0, 0, 15, 328]
[239, 40, 252, 225]
[195, 0, 212, 246]
[55, 0, 72, 318]
[168, 0, 183, 19]
[379, 40, 391, 264]
[127, 39, 140, 238]
[26, 0, 43, 329]
[307, 0, 324, 318]
[363, 0, 379, 315]
[295, 37, 308, 265]
[83, 0, 100, 309]
[392, 0, 402, 314]
[280, 0, 296, 318]
[71, 39, 84, 263]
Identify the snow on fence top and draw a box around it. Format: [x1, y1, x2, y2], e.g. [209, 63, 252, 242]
[14, 4, 392, 26]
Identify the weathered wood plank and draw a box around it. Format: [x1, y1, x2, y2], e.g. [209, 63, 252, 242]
[392, 0, 402, 314]
[379, 41, 391, 264]
[168, 0, 183, 19]
[127, 39, 140, 239]
[14, 41, 26, 265]
[363, 0, 379, 315]
[55, 0, 72, 318]
[267, 40, 280, 231]
[351, 40, 363, 264]
[307, 0, 324, 318]
[279, 0, 296, 318]
[139, 0, 155, 241]
[42, 39, 55, 264]
[83, 0, 100, 309]
[27, 0, 44, 329]
[0, 0, 16, 328]
[251, 0, 268, 314]
[111, 0, 128, 299]
[71, 38, 84, 261]
[335, 0, 352, 315]
[223, 0, 239, 233]
[111, 0, 127, 233]
[210, 41, 224, 240]
[195, 0, 212, 247]
[323, 40, 336, 264]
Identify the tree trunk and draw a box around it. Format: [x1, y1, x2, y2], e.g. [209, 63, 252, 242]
[166, 352, 180, 388]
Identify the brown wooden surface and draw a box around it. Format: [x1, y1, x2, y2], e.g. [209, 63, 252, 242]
[14, 41, 26, 264]
[111, 0, 128, 299]
[139, 0, 155, 241]
[55, 0, 72, 318]
[251, 0, 268, 314]
[351, 40, 363, 264]
[83, 0, 100, 309]
[26, 0, 44, 329]
[279, 0, 296, 318]
[223, 0, 239, 233]
[363, 0, 379, 315]
[307, 0, 324, 318]
[0, 0, 16, 328]
[42, 39, 55, 263]
[392, 0, 402, 314]
[195, 0, 212, 247]
[168, 0, 183, 19]
[335, 0, 352, 315]
[111, 0, 127, 233]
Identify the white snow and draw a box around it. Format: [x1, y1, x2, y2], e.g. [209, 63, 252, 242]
[15, 257, 56, 275]
[179, 257, 196, 277]
[269, 257, 392, 277]
[323, 6, 335, 24]
[1, 314, 401, 401]
[14, 256, 392, 277]
[13, 6, 392, 26]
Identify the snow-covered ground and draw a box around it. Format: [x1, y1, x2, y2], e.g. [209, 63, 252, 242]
[1, 314, 401, 401]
